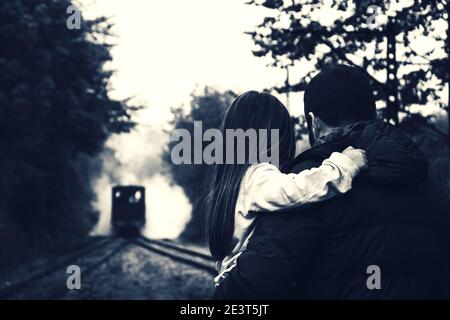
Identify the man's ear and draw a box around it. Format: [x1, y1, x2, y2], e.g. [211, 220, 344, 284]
[308, 112, 320, 139]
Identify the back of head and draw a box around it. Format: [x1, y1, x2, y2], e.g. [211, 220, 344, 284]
[304, 65, 376, 127]
[207, 91, 296, 260]
[223, 91, 296, 170]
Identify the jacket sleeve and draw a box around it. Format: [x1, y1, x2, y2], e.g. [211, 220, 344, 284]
[238, 153, 360, 217]
[215, 207, 332, 299]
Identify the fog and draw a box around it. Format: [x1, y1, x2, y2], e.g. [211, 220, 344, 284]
[90, 124, 191, 239]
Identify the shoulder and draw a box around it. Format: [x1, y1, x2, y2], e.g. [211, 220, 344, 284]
[249, 179, 375, 240]
[249, 197, 341, 244]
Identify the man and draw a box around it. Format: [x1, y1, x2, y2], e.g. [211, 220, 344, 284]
[215, 65, 450, 299]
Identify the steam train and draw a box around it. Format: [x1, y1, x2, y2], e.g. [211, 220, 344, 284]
[111, 185, 146, 236]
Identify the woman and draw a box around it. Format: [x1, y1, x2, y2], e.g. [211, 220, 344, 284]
[205, 91, 366, 288]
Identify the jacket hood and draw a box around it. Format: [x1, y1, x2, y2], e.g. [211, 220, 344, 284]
[293, 120, 429, 185]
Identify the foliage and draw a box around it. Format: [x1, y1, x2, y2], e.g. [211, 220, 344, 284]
[247, 0, 449, 143]
[400, 113, 450, 195]
[163, 88, 237, 243]
[0, 0, 136, 265]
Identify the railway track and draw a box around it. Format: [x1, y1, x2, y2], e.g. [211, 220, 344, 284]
[131, 236, 216, 275]
[0, 238, 128, 299]
[0, 235, 216, 299]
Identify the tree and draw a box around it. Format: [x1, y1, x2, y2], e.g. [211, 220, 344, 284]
[247, 0, 449, 148]
[163, 88, 237, 243]
[0, 0, 136, 264]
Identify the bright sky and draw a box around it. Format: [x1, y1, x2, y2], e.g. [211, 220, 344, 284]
[80, 0, 299, 126]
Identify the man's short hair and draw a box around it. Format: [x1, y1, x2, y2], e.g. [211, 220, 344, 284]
[304, 64, 376, 126]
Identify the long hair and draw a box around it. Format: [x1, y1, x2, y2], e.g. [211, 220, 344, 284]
[206, 91, 296, 260]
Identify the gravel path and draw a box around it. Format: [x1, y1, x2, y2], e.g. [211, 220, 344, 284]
[62, 243, 215, 300]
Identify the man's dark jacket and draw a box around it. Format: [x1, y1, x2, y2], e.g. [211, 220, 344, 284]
[216, 121, 450, 299]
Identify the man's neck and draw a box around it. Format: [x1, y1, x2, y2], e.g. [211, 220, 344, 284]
[314, 126, 344, 146]
[314, 121, 363, 147]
